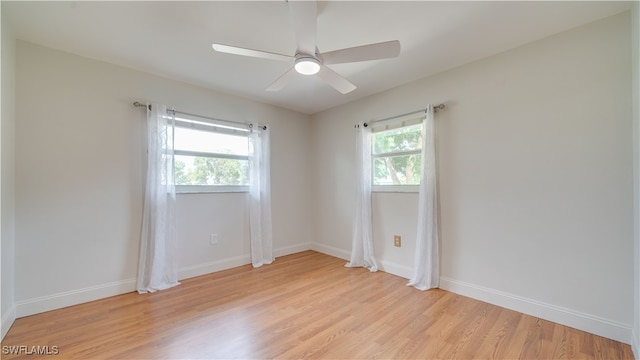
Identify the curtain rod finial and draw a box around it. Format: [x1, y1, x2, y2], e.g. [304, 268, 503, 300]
[133, 101, 151, 110]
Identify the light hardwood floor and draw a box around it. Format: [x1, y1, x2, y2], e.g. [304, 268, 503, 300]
[1, 251, 634, 359]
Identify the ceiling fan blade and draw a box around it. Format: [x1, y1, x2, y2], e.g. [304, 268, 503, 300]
[266, 68, 298, 92]
[212, 43, 292, 62]
[320, 40, 401, 65]
[317, 66, 356, 94]
[288, 0, 317, 55]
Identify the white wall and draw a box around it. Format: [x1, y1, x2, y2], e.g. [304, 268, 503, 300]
[175, 113, 314, 279]
[312, 12, 633, 343]
[1, 5, 17, 340]
[14, 41, 313, 317]
[632, 2, 640, 357]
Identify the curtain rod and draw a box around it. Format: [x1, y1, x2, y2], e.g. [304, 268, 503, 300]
[355, 104, 445, 128]
[133, 102, 266, 130]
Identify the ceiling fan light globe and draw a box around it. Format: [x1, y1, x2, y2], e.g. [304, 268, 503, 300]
[294, 58, 320, 75]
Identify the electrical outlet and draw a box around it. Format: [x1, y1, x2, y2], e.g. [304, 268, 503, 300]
[394, 235, 401, 247]
[210, 234, 218, 245]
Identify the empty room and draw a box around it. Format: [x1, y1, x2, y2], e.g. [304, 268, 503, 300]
[1, 1, 639, 359]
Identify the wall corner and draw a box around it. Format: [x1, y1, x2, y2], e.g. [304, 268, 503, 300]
[631, 2, 640, 358]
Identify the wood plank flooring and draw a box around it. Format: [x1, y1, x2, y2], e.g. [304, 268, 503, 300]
[1, 251, 634, 359]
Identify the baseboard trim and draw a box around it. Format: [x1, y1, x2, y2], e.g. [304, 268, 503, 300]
[14, 245, 315, 319]
[274, 242, 312, 258]
[311, 250, 633, 343]
[378, 260, 412, 279]
[178, 254, 252, 280]
[1, 304, 16, 340]
[310, 244, 414, 280]
[310, 243, 350, 260]
[178, 243, 313, 280]
[439, 276, 632, 344]
[16, 278, 136, 318]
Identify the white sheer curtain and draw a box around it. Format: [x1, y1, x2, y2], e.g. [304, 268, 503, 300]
[137, 104, 180, 294]
[408, 105, 440, 290]
[249, 124, 273, 268]
[346, 121, 378, 272]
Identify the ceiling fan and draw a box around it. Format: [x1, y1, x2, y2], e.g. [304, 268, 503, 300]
[211, 0, 401, 94]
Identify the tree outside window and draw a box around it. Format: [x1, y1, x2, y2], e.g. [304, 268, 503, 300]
[372, 124, 422, 186]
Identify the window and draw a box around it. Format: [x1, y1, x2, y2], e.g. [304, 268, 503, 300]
[372, 123, 423, 191]
[173, 114, 250, 193]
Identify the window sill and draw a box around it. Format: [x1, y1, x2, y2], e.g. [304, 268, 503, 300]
[176, 185, 249, 194]
[371, 185, 419, 193]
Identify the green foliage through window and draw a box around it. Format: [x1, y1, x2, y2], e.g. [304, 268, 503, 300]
[173, 125, 249, 190]
[372, 124, 423, 186]
[175, 155, 248, 186]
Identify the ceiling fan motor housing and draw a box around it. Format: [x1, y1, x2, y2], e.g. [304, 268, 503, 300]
[294, 55, 321, 75]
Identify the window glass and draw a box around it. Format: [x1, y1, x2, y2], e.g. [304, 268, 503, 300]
[173, 124, 250, 192]
[174, 127, 248, 156]
[373, 154, 421, 185]
[372, 123, 423, 187]
[372, 124, 422, 155]
[175, 155, 249, 186]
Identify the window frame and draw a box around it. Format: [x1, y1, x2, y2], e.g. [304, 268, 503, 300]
[370, 117, 424, 193]
[172, 113, 251, 194]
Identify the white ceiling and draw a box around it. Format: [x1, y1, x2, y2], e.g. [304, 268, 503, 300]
[3, 1, 632, 114]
